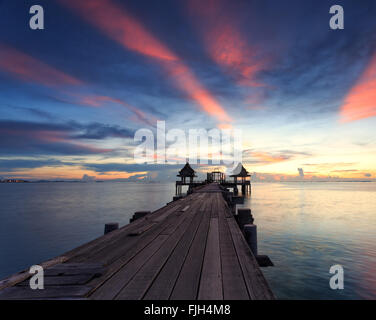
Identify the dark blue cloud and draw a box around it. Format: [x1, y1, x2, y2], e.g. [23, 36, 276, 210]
[0, 159, 64, 170]
[0, 120, 133, 156]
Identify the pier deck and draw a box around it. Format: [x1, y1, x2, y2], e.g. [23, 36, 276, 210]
[0, 183, 274, 300]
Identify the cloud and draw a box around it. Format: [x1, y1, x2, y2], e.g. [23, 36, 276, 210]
[0, 44, 157, 128]
[251, 152, 289, 163]
[69, 122, 133, 140]
[0, 120, 134, 156]
[0, 159, 64, 170]
[188, 0, 267, 87]
[364, 173, 372, 177]
[340, 52, 376, 122]
[5, 105, 55, 120]
[0, 42, 82, 87]
[0, 159, 190, 182]
[76, 95, 158, 127]
[81, 174, 95, 182]
[303, 162, 357, 170]
[81, 163, 182, 174]
[58, 0, 232, 125]
[243, 149, 305, 165]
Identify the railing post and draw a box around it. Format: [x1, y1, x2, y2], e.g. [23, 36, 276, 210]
[244, 224, 258, 256]
[104, 222, 119, 234]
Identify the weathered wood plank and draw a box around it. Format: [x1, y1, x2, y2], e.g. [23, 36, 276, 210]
[198, 218, 223, 300]
[218, 195, 249, 300]
[143, 200, 205, 299]
[169, 200, 211, 300]
[17, 274, 95, 286]
[227, 217, 275, 300]
[80, 202, 185, 265]
[89, 234, 169, 299]
[114, 199, 204, 300]
[86, 207, 193, 297]
[64, 199, 185, 263]
[44, 266, 105, 277]
[0, 256, 68, 291]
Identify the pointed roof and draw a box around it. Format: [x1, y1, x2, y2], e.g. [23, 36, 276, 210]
[177, 162, 196, 177]
[230, 163, 250, 177]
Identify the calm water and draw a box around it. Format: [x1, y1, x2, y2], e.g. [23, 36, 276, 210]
[0, 182, 375, 299]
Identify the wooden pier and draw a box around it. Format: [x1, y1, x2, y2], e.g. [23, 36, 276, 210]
[0, 183, 274, 300]
[176, 163, 251, 196]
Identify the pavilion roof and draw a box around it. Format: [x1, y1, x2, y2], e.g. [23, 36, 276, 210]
[177, 162, 196, 177]
[229, 163, 250, 177]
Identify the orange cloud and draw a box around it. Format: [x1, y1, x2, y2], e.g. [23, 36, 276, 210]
[59, 0, 232, 124]
[2, 167, 145, 181]
[251, 152, 290, 164]
[217, 123, 233, 129]
[340, 53, 376, 122]
[188, 0, 266, 87]
[62, 0, 177, 62]
[0, 43, 82, 87]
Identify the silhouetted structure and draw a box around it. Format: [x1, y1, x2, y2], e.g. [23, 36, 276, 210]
[207, 170, 225, 183]
[230, 164, 251, 194]
[176, 162, 197, 195]
[175, 163, 251, 195]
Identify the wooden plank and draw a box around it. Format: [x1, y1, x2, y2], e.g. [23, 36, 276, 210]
[114, 199, 203, 300]
[0, 285, 92, 300]
[0, 256, 68, 291]
[43, 262, 104, 276]
[227, 217, 275, 300]
[89, 234, 169, 299]
[128, 223, 156, 236]
[213, 192, 220, 218]
[149, 202, 185, 223]
[64, 199, 184, 263]
[17, 274, 95, 286]
[44, 267, 105, 277]
[79, 202, 186, 265]
[86, 207, 193, 297]
[46, 262, 103, 269]
[198, 218, 223, 300]
[170, 200, 211, 300]
[218, 197, 249, 300]
[86, 198, 199, 297]
[143, 200, 205, 299]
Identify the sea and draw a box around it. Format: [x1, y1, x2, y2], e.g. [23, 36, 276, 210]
[0, 181, 375, 299]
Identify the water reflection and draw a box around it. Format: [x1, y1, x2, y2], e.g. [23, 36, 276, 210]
[0, 181, 375, 299]
[239, 182, 376, 299]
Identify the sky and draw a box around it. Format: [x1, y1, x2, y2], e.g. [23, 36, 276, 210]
[0, 0, 376, 182]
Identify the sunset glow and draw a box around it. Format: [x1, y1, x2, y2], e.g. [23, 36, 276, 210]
[0, 0, 375, 181]
[340, 53, 376, 122]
